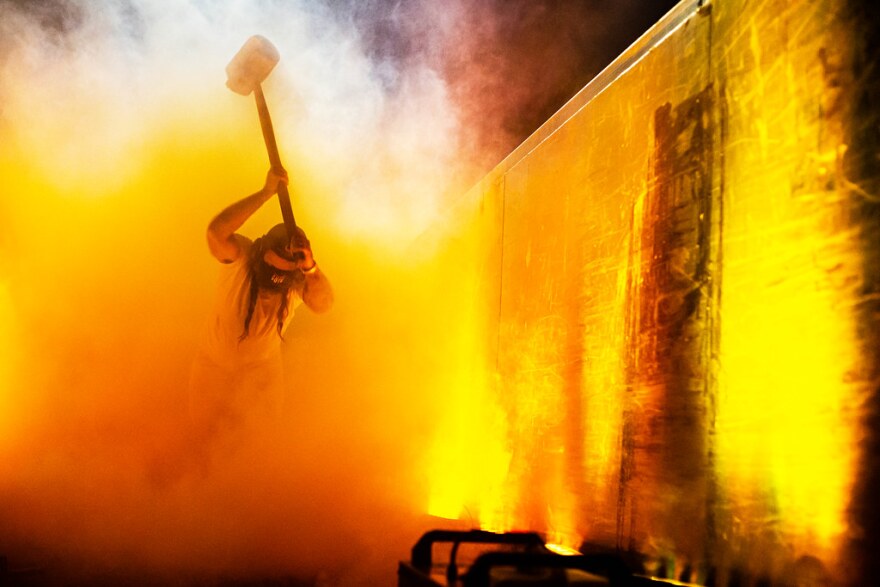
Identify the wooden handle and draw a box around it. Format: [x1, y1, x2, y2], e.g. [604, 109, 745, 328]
[253, 85, 297, 238]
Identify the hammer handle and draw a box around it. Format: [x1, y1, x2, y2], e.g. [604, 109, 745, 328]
[253, 85, 297, 236]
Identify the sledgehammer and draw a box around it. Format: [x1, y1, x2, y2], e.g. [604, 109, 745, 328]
[226, 35, 298, 241]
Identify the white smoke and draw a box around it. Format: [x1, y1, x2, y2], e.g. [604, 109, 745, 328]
[0, 1, 675, 584]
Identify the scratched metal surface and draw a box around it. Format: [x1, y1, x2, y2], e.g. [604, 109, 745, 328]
[499, 0, 715, 571]
[420, 0, 879, 584]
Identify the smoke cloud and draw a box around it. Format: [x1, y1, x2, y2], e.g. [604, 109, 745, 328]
[0, 0, 675, 584]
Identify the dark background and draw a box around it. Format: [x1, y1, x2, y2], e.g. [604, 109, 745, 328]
[336, 0, 681, 167]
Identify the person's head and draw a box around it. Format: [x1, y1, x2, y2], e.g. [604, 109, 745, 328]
[240, 223, 303, 340]
[250, 223, 302, 293]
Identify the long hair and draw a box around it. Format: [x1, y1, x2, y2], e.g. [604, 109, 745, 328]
[239, 235, 291, 341]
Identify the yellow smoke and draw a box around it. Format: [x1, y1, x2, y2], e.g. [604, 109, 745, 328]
[0, 1, 479, 584]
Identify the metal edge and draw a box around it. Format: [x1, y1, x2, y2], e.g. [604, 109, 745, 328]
[482, 0, 706, 182]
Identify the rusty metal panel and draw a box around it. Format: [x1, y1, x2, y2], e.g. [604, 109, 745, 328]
[498, 0, 714, 562]
[423, 0, 880, 584]
[707, 0, 878, 583]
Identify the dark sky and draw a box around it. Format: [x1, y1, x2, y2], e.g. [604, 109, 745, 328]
[336, 0, 681, 165]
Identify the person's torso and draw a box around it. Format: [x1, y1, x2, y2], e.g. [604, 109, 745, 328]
[199, 236, 302, 368]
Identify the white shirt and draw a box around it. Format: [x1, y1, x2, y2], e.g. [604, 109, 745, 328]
[198, 235, 302, 369]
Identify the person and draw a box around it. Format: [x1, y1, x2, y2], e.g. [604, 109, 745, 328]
[187, 167, 333, 461]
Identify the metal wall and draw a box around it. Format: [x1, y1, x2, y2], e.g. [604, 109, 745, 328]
[421, 0, 879, 584]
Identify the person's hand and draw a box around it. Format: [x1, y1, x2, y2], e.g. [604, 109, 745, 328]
[262, 167, 289, 196]
[288, 226, 316, 271]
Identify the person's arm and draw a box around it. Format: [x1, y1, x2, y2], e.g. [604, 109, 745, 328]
[301, 266, 334, 314]
[258, 221, 335, 313]
[206, 168, 288, 263]
[286, 228, 334, 313]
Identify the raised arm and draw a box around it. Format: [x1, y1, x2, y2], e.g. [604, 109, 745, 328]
[206, 168, 288, 263]
[285, 227, 334, 313]
[301, 266, 334, 314]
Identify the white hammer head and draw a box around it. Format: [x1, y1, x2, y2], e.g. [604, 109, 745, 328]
[226, 35, 280, 95]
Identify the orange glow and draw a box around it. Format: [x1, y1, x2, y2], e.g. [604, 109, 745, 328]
[716, 218, 857, 552]
[418, 0, 868, 583]
[715, 115, 858, 568]
[1, 0, 873, 584]
[545, 543, 581, 556]
[425, 373, 505, 523]
[0, 278, 16, 448]
[709, 0, 862, 574]
[0, 2, 483, 584]
[422, 194, 512, 531]
[425, 379, 511, 526]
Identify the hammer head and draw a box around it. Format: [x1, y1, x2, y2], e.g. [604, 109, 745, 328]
[226, 35, 280, 95]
